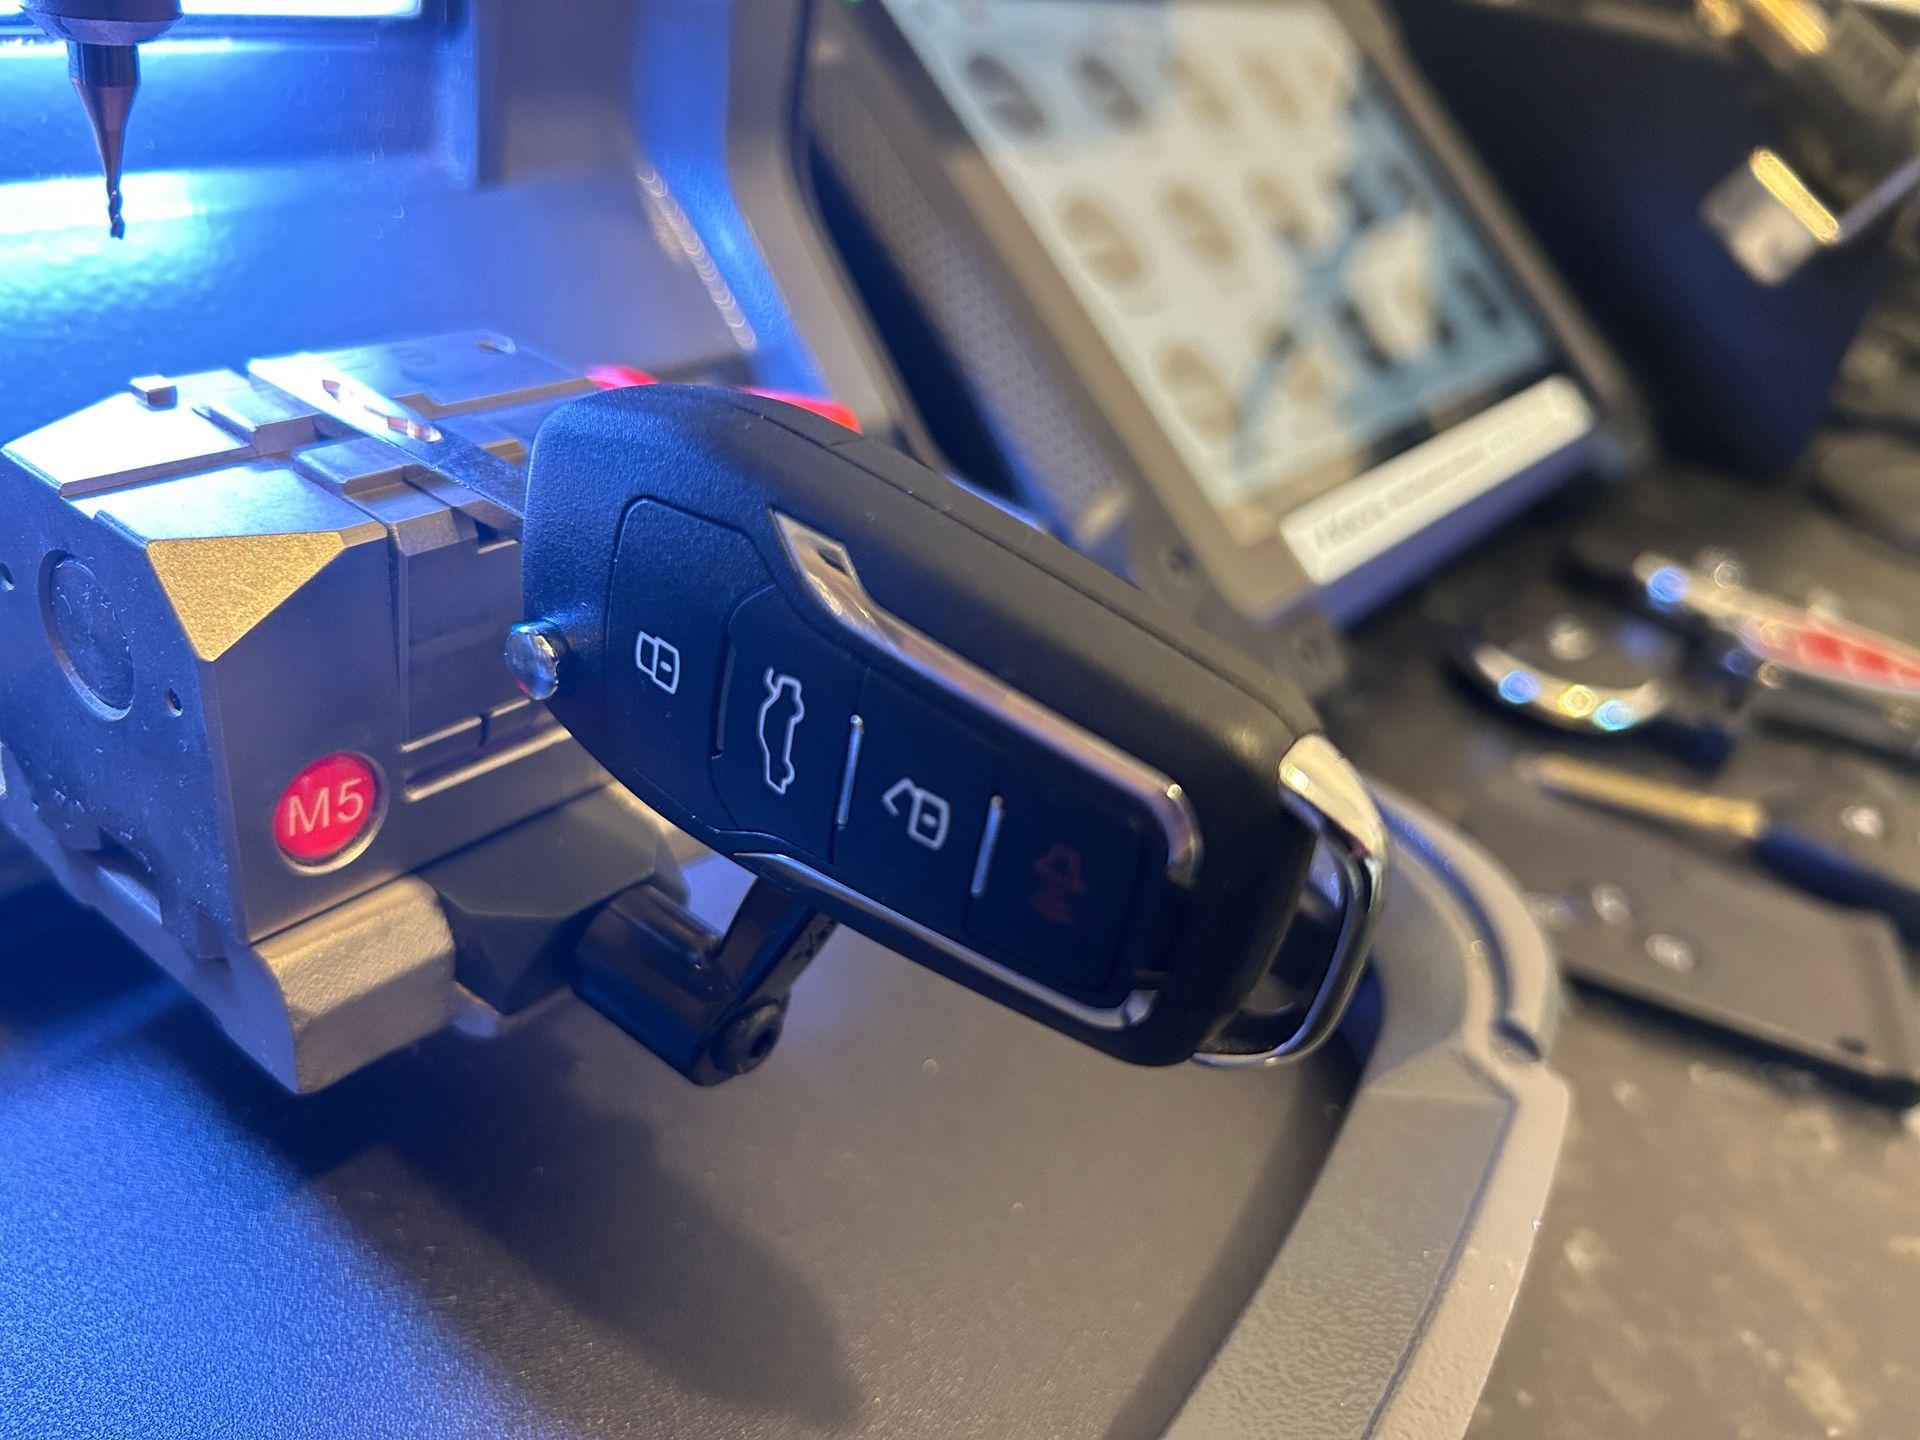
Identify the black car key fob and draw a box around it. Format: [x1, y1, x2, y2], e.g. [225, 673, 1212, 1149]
[517, 386, 1385, 1066]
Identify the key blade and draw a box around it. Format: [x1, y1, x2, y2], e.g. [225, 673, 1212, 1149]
[249, 352, 528, 536]
[1523, 753, 1769, 842]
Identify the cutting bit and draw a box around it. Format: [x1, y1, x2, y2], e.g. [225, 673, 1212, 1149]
[22, 0, 183, 239]
[69, 42, 137, 239]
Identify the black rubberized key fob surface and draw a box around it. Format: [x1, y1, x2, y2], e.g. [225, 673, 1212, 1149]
[522, 386, 1385, 1066]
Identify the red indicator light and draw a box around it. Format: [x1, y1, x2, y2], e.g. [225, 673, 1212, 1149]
[746, 387, 864, 433]
[274, 753, 380, 865]
[586, 365, 862, 432]
[587, 364, 660, 390]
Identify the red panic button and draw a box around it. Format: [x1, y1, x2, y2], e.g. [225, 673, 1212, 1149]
[275, 753, 381, 865]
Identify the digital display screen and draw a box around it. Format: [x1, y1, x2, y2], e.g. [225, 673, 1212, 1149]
[874, 0, 1571, 567]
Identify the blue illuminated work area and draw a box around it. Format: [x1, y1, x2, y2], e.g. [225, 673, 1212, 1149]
[0, 1, 418, 13]
[0, 2, 774, 447]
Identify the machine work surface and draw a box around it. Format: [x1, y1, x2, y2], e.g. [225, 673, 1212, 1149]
[0, 861, 1353, 1440]
[1469, 991, 1920, 1440]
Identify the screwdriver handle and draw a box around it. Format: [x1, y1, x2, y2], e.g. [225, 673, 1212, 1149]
[1524, 753, 1768, 841]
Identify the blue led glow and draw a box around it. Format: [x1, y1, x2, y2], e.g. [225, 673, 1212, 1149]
[1, 1, 418, 15]
[1593, 700, 1636, 733]
[1497, 669, 1542, 706]
[1646, 566, 1690, 608]
[0, 168, 205, 236]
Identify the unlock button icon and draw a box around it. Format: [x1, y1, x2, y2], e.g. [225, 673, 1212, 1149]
[883, 777, 952, 851]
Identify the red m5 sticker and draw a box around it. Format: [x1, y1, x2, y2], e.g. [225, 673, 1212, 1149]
[275, 753, 380, 865]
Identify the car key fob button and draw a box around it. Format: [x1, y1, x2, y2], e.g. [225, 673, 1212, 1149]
[967, 761, 1151, 994]
[606, 501, 770, 826]
[833, 671, 999, 934]
[713, 585, 864, 859]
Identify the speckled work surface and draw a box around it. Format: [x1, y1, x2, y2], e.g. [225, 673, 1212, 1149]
[7, 862, 1918, 1437]
[0, 876, 1352, 1440]
[1469, 992, 1920, 1440]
